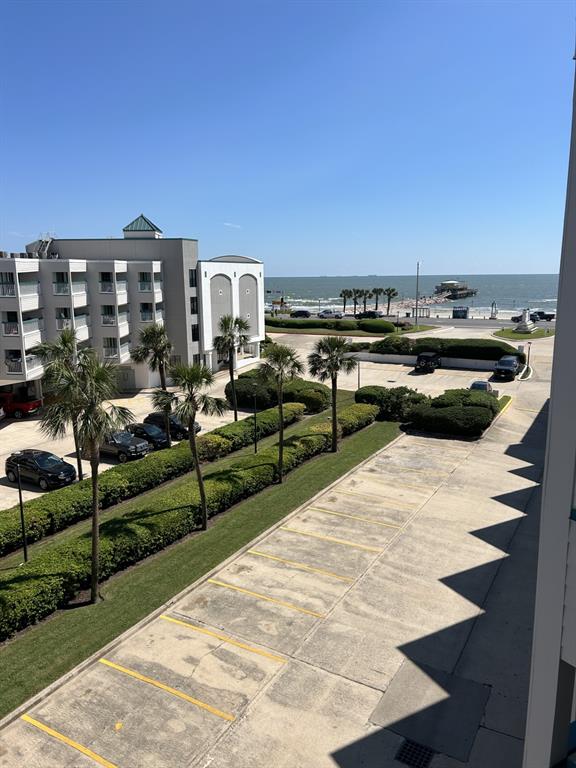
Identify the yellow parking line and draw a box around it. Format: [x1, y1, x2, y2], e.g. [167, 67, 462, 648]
[308, 507, 401, 529]
[280, 526, 383, 553]
[207, 579, 325, 618]
[355, 474, 434, 492]
[21, 714, 117, 768]
[336, 488, 415, 510]
[247, 549, 354, 582]
[160, 614, 286, 663]
[98, 659, 235, 721]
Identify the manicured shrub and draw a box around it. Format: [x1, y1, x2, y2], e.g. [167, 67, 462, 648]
[430, 388, 500, 416]
[332, 319, 358, 330]
[355, 386, 429, 421]
[370, 336, 413, 355]
[225, 376, 276, 409]
[410, 404, 493, 437]
[411, 337, 525, 363]
[346, 341, 371, 352]
[0, 405, 303, 558]
[336, 403, 379, 435]
[357, 319, 395, 334]
[283, 379, 331, 414]
[230, 371, 329, 414]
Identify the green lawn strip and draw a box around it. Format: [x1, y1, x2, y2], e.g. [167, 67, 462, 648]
[0, 419, 399, 719]
[266, 325, 435, 337]
[493, 328, 555, 340]
[498, 395, 512, 411]
[0, 391, 356, 570]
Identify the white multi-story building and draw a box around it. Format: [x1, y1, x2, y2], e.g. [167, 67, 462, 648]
[0, 215, 265, 394]
[523, 78, 576, 766]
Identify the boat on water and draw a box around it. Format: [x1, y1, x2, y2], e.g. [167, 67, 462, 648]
[434, 280, 478, 300]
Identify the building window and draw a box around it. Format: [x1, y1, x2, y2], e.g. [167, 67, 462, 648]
[138, 272, 152, 291]
[101, 305, 116, 325]
[103, 338, 118, 358]
[193, 354, 201, 365]
[189, 269, 197, 288]
[190, 296, 198, 314]
[140, 302, 153, 321]
[191, 324, 199, 342]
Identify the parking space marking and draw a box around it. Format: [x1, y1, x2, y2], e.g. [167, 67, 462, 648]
[307, 507, 401, 529]
[207, 579, 325, 618]
[247, 549, 355, 583]
[279, 526, 383, 552]
[335, 488, 416, 510]
[21, 714, 118, 768]
[160, 614, 287, 663]
[98, 659, 235, 721]
[354, 473, 435, 493]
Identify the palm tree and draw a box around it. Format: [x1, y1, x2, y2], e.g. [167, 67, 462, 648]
[351, 288, 361, 316]
[213, 315, 251, 422]
[155, 364, 227, 530]
[131, 323, 173, 445]
[32, 328, 84, 480]
[339, 289, 352, 314]
[383, 287, 399, 316]
[361, 289, 372, 313]
[372, 288, 384, 311]
[258, 344, 303, 483]
[308, 337, 357, 452]
[39, 351, 133, 603]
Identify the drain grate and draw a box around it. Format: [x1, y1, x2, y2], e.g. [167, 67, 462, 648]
[395, 739, 436, 768]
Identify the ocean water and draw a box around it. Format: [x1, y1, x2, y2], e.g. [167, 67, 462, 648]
[264, 274, 559, 315]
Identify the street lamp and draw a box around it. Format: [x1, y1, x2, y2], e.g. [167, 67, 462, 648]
[357, 356, 361, 389]
[16, 461, 28, 564]
[527, 341, 533, 369]
[252, 384, 259, 453]
[415, 261, 421, 329]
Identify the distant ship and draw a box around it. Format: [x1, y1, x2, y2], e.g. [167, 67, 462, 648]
[434, 280, 478, 300]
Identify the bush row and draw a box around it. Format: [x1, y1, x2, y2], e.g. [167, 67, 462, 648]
[265, 316, 396, 333]
[369, 336, 525, 363]
[0, 402, 378, 641]
[226, 372, 331, 414]
[410, 388, 504, 437]
[0, 404, 305, 558]
[355, 386, 429, 421]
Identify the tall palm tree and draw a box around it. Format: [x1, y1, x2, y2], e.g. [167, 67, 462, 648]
[308, 337, 358, 452]
[39, 351, 133, 603]
[213, 314, 251, 422]
[258, 344, 303, 483]
[372, 287, 384, 311]
[131, 323, 173, 445]
[361, 289, 372, 313]
[339, 289, 352, 314]
[351, 288, 361, 316]
[383, 287, 399, 316]
[32, 328, 84, 480]
[154, 364, 227, 530]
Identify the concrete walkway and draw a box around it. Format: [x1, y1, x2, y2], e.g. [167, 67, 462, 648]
[0, 381, 547, 766]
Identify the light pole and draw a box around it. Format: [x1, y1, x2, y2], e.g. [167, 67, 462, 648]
[527, 341, 532, 369]
[16, 462, 28, 564]
[415, 261, 420, 329]
[252, 387, 258, 453]
[357, 357, 361, 389]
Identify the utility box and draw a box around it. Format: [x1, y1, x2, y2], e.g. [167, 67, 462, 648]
[452, 306, 469, 319]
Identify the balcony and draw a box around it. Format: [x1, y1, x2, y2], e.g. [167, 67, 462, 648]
[117, 312, 129, 327]
[156, 310, 164, 322]
[56, 318, 73, 330]
[101, 315, 116, 326]
[4, 355, 42, 376]
[119, 343, 130, 359]
[19, 282, 40, 296]
[103, 346, 118, 359]
[72, 281, 87, 294]
[99, 282, 114, 293]
[138, 281, 153, 292]
[116, 280, 128, 293]
[0, 284, 16, 297]
[2, 322, 19, 336]
[75, 315, 90, 328]
[53, 282, 70, 295]
[22, 318, 43, 334]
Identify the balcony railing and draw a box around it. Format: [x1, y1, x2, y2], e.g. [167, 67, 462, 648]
[5, 358, 23, 373]
[120, 343, 130, 358]
[26, 355, 43, 372]
[0, 284, 16, 297]
[75, 315, 90, 328]
[56, 318, 73, 330]
[99, 282, 114, 293]
[72, 282, 87, 294]
[53, 282, 70, 295]
[156, 310, 164, 322]
[2, 322, 19, 336]
[22, 318, 42, 333]
[101, 315, 116, 326]
[103, 347, 118, 359]
[116, 281, 127, 293]
[117, 313, 129, 326]
[138, 281, 153, 292]
[19, 282, 40, 296]
[154, 282, 162, 292]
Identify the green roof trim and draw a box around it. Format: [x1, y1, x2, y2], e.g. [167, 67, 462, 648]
[123, 214, 162, 233]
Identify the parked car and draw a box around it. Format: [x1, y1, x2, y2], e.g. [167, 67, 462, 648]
[494, 355, 520, 381]
[127, 422, 169, 450]
[534, 310, 556, 321]
[0, 391, 43, 419]
[98, 431, 150, 463]
[355, 310, 384, 319]
[415, 351, 442, 373]
[143, 412, 200, 440]
[290, 309, 311, 318]
[5, 450, 76, 490]
[470, 380, 496, 395]
[317, 309, 343, 319]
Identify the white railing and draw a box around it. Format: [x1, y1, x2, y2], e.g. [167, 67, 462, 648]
[117, 313, 129, 326]
[99, 282, 114, 293]
[120, 343, 130, 358]
[101, 315, 116, 326]
[154, 282, 162, 292]
[2, 322, 19, 336]
[0, 284, 16, 297]
[56, 318, 73, 330]
[53, 282, 70, 295]
[26, 355, 42, 372]
[19, 282, 40, 296]
[75, 315, 90, 328]
[139, 281, 152, 292]
[103, 347, 118, 359]
[22, 318, 42, 333]
[116, 281, 127, 293]
[155, 310, 164, 322]
[72, 281, 87, 294]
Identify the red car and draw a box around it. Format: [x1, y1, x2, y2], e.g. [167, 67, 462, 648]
[0, 392, 43, 419]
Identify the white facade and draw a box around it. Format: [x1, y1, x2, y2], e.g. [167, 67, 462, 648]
[0, 216, 265, 392]
[523, 74, 576, 767]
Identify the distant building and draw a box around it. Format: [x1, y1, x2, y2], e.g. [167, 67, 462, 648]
[0, 215, 264, 394]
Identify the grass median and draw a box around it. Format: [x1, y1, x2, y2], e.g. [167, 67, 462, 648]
[265, 325, 436, 337]
[0, 404, 399, 719]
[494, 328, 555, 340]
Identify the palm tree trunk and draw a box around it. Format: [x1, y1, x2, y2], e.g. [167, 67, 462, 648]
[189, 417, 208, 530]
[229, 353, 238, 422]
[331, 375, 338, 452]
[374, 294, 379, 311]
[342, 297, 347, 313]
[278, 385, 284, 483]
[353, 298, 357, 315]
[387, 296, 391, 316]
[363, 295, 368, 312]
[89, 445, 100, 604]
[72, 419, 83, 481]
[159, 363, 172, 447]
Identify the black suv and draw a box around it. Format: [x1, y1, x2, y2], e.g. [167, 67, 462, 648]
[494, 355, 520, 380]
[143, 412, 200, 440]
[290, 310, 311, 318]
[127, 422, 169, 450]
[415, 351, 442, 373]
[5, 450, 76, 490]
[99, 431, 150, 463]
[355, 310, 384, 319]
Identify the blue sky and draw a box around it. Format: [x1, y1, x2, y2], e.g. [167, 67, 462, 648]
[0, 0, 573, 276]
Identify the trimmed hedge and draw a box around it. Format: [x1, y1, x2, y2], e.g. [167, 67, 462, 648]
[336, 403, 379, 435]
[356, 319, 395, 334]
[226, 373, 330, 414]
[355, 386, 429, 421]
[368, 336, 524, 363]
[430, 388, 500, 416]
[0, 403, 373, 641]
[370, 336, 413, 355]
[265, 316, 396, 334]
[410, 404, 493, 437]
[346, 341, 371, 352]
[0, 404, 305, 558]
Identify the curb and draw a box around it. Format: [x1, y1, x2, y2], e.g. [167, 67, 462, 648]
[0, 428, 406, 731]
